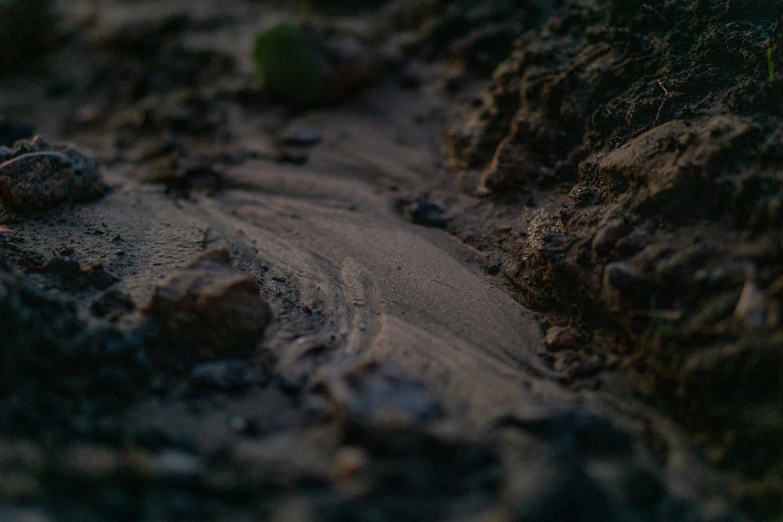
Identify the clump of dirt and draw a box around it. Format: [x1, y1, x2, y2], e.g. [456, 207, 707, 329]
[0, 255, 150, 438]
[446, 0, 783, 515]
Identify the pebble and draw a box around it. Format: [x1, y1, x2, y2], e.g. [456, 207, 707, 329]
[334, 446, 369, 479]
[734, 279, 767, 330]
[0, 138, 107, 212]
[229, 416, 248, 433]
[405, 199, 452, 228]
[141, 248, 273, 359]
[544, 325, 583, 352]
[280, 126, 322, 147]
[154, 450, 201, 483]
[189, 360, 255, 392]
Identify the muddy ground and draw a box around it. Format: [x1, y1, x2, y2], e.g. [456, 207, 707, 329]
[0, 0, 781, 521]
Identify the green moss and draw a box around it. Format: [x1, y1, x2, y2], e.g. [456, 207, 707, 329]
[251, 23, 325, 106]
[0, 0, 57, 71]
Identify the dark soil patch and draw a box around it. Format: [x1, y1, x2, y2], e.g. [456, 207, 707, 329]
[445, 0, 783, 517]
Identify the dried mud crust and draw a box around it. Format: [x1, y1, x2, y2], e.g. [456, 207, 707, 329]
[446, 0, 783, 516]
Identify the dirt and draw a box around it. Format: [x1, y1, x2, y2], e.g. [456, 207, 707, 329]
[0, 0, 781, 521]
[443, 1, 783, 517]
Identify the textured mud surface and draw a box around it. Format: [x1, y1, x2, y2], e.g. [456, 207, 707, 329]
[445, 0, 783, 518]
[0, 0, 779, 521]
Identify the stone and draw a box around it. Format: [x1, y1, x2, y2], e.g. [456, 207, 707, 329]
[734, 279, 767, 330]
[280, 125, 322, 147]
[0, 138, 107, 212]
[334, 446, 369, 479]
[544, 326, 582, 352]
[189, 360, 256, 391]
[153, 450, 201, 483]
[404, 199, 452, 228]
[141, 248, 272, 359]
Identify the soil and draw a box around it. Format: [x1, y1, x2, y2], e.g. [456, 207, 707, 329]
[0, 0, 781, 521]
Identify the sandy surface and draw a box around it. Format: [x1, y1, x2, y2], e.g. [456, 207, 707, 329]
[0, 1, 772, 520]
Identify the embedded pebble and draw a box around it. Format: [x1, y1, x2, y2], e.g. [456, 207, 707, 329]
[405, 199, 452, 228]
[0, 138, 107, 212]
[189, 360, 256, 391]
[142, 248, 272, 359]
[334, 446, 369, 479]
[281, 125, 322, 147]
[544, 325, 582, 352]
[734, 279, 767, 330]
[154, 450, 201, 483]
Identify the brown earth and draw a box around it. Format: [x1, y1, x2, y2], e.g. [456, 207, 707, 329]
[0, 0, 780, 521]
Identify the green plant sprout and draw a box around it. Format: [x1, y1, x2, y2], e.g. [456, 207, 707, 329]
[252, 23, 324, 105]
[250, 0, 328, 105]
[768, 45, 776, 82]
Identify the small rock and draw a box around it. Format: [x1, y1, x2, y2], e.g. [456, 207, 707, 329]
[334, 446, 369, 479]
[154, 450, 201, 483]
[280, 126, 322, 147]
[734, 279, 767, 330]
[405, 199, 452, 228]
[544, 326, 582, 352]
[229, 416, 249, 433]
[189, 360, 255, 392]
[0, 138, 107, 212]
[141, 248, 273, 359]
